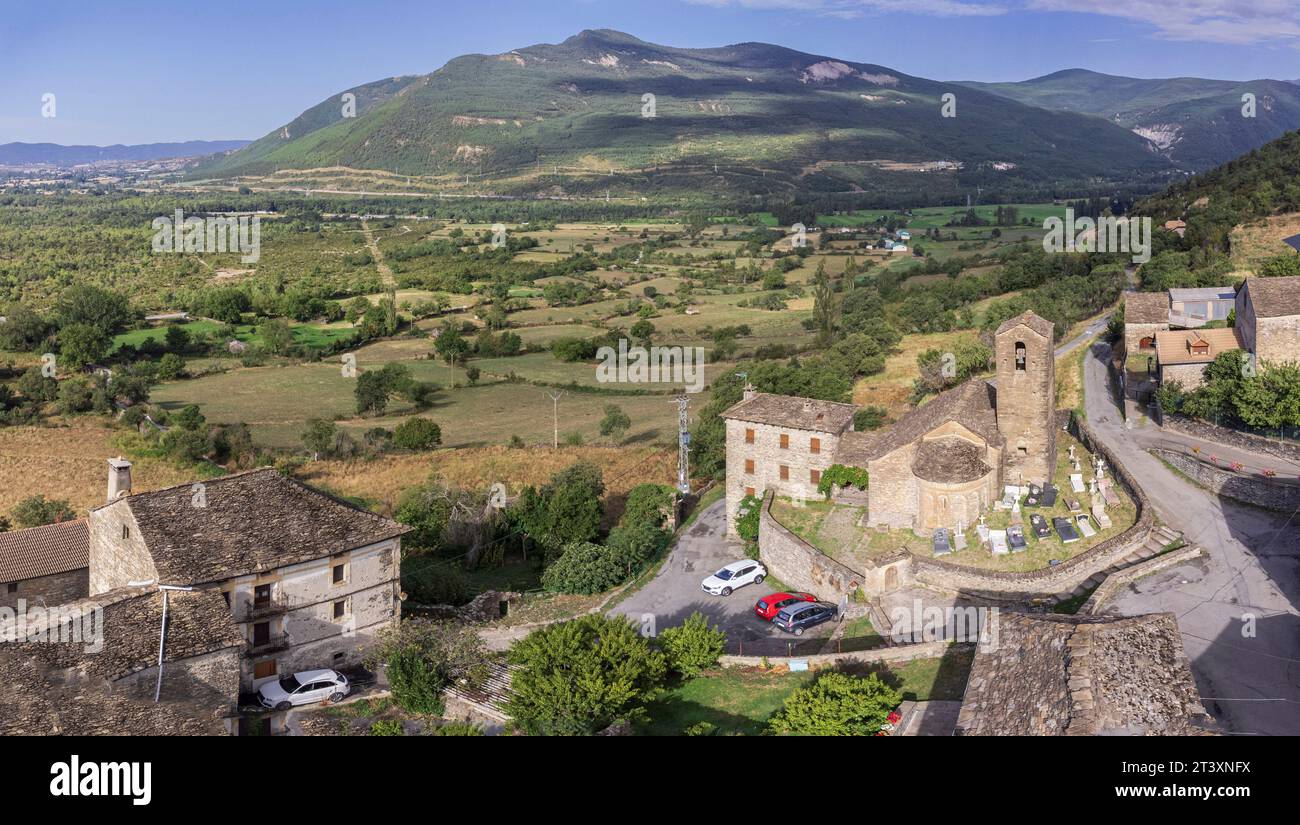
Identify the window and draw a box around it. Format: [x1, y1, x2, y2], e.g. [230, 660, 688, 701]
[253, 584, 271, 607]
[744, 459, 755, 474]
[745, 428, 755, 444]
[252, 622, 270, 647]
[222, 591, 230, 607]
[745, 487, 755, 497]
[253, 660, 277, 680]
[6, 582, 17, 594]
[810, 469, 821, 485]
[779, 465, 789, 480]
[1015, 342, 1027, 371]
[331, 562, 347, 585]
[779, 433, 789, 449]
[333, 599, 349, 620]
[810, 437, 821, 454]
[332, 652, 346, 664]
[121, 524, 129, 540]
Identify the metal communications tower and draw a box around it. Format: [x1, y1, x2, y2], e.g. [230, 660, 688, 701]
[673, 394, 690, 494]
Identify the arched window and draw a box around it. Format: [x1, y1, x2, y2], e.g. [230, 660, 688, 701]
[1015, 341, 1027, 371]
[1139, 336, 1156, 350]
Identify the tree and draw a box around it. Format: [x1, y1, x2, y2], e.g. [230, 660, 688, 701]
[260, 318, 294, 355]
[506, 614, 667, 735]
[58, 323, 111, 369]
[366, 619, 488, 716]
[163, 324, 190, 353]
[172, 404, 206, 431]
[434, 323, 470, 365]
[630, 318, 655, 347]
[301, 418, 337, 459]
[811, 261, 836, 346]
[392, 418, 442, 451]
[16, 367, 57, 404]
[854, 406, 888, 431]
[599, 404, 631, 442]
[156, 352, 187, 381]
[394, 483, 458, 551]
[355, 371, 389, 415]
[657, 612, 726, 677]
[514, 462, 605, 551]
[0, 303, 50, 351]
[12, 495, 76, 528]
[540, 541, 627, 594]
[55, 284, 133, 336]
[767, 671, 901, 736]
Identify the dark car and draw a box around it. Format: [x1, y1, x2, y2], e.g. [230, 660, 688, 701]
[772, 601, 838, 636]
[754, 592, 817, 621]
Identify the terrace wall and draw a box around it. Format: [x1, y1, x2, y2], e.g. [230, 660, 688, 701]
[1152, 449, 1300, 512]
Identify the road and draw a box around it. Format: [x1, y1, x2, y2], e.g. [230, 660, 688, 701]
[1083, 339, 1300, 735]
[609, 498, 835, 655]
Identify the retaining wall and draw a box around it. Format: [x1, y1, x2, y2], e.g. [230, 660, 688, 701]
[1162, 414, 1300, 463]
[719, 639, 960, 669]
[1152, 449, 1300, 512]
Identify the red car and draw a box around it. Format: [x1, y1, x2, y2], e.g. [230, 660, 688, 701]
[754, 591, 816, 621]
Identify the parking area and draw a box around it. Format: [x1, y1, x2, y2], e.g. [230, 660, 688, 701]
[610, 498, 838, 655]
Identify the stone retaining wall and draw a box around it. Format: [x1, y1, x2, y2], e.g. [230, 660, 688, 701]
[1081, 545, 1206, 615]
[1151, 449, 1300, 512]
[1162, 415, 1300, 463]
[719, 639, 960, 669]
[758, 491, 863, 600]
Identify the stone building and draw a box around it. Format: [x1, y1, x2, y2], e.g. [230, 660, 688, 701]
[0, 584, 243, 735]
[1168, 286, 1236, 328]
[1154, 327, 1242, 391]
[955, 612, 1212, 736]
[1122, 291, 1171, 362]
[1235, 274, 1300, 367]
[721, 391, 857, 538]
[723, 311, 1058, 536]
[88, 463, 410, 691]
[0, 519, 89, 609]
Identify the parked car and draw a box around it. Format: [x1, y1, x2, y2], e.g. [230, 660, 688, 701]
[772, 601, 839, 636]
[701, 560, 766, 596]
[754, 591, 816, 621]
[258, 668, 350, 711]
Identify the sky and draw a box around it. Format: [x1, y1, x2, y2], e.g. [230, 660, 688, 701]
[2, 0, 1298, 145]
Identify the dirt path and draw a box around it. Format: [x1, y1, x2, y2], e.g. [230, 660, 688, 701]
[360, 219, 395, 288]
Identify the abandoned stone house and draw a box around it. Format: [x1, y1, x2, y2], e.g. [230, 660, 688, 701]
[0, 458, 410, 733]
[955, 612, 1212, 736]
[1235, 274, 1300, 367]
[0, 518, 90, 609]
[723, 310, 1057, 537]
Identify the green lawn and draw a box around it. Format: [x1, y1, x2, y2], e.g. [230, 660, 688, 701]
[636, 649, 973, 735]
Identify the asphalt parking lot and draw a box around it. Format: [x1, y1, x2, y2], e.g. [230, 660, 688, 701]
[610, 497, 836, 655]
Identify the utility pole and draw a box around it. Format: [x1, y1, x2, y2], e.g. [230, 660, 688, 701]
[545, 390, 565, 448]
[672, 394, 690, 494]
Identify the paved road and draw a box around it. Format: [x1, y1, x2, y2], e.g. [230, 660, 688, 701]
[610, 498, 834, 655]
[1083, 339, 1300, 735]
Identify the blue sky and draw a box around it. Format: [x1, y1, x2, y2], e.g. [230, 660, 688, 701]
[2, 0, 1298, 144]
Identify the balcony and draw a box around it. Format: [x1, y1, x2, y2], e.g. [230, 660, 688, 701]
[246, 632, 291, 654]
[241, 592, 290, 621]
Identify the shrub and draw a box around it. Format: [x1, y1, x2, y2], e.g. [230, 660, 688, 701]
[368, 619, 487, 717]
[767, 671, 901, 736]
[11, 495, 76, 528]
[429, 721, 485, 736]
[392, 418, 442, 451]
[541, 542, 626, 594]
[506, 614, 666, 735]
[657, 612, 726, 677]
[369, 720, 404, 736]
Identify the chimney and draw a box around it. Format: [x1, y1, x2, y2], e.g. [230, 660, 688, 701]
[107, 457, 132, 503]
[742, 382, 756, 401]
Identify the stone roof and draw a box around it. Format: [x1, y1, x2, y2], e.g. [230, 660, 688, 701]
[1155, 327, 1241, 366]
[955, 612, 1211, 736]
[0, 518, 88, 582]
[996, 310, 1055, 341]
[912, 437, 992, 483]
[1242, 275, 1300, 318]
[0, 586, 242, 735]
[1125, 291, 1170, 325]
[720, 392, 855, 434]
[97, 468, 412, 586]
[833, 380, 1001, 467]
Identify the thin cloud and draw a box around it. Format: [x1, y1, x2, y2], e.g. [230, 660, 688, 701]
[685, 0, 1008, 18]
[1028, 1, 1300, 46]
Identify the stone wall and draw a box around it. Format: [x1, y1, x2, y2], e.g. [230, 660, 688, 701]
[1161, 414, 1300, 463]
[1254, 312, 1300, 366]
[1081, 545, 1206, 615]
[1152, 449, 1300, 512]
[719, 639, 960, 669]
[757, 491, 862, 600]
[1160, 361, 1211, 392]
[0, 567, 88, 609]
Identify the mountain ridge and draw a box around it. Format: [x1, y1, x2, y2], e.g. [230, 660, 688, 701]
[0, 140, 249, 166]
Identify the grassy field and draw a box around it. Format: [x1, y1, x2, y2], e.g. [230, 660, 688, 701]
[636, 648, 974, 736]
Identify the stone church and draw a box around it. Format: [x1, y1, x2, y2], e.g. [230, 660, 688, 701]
[723, 310, 1056, 537]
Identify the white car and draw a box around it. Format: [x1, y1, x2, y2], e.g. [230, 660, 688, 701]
[258, 668, 350, 711]
[701, 560, 766, 596]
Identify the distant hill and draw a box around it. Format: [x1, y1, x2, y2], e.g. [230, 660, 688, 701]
[192, 30, 1177, 198]
[0, 140, 249, 166]
[958, 69, 1300, 170]
[1137, 129, 1300, 251]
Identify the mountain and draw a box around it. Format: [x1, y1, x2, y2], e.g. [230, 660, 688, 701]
[193, 30, 1176, 198]
[0, 140, 249, 166]
[958, 69, 1300, 170]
